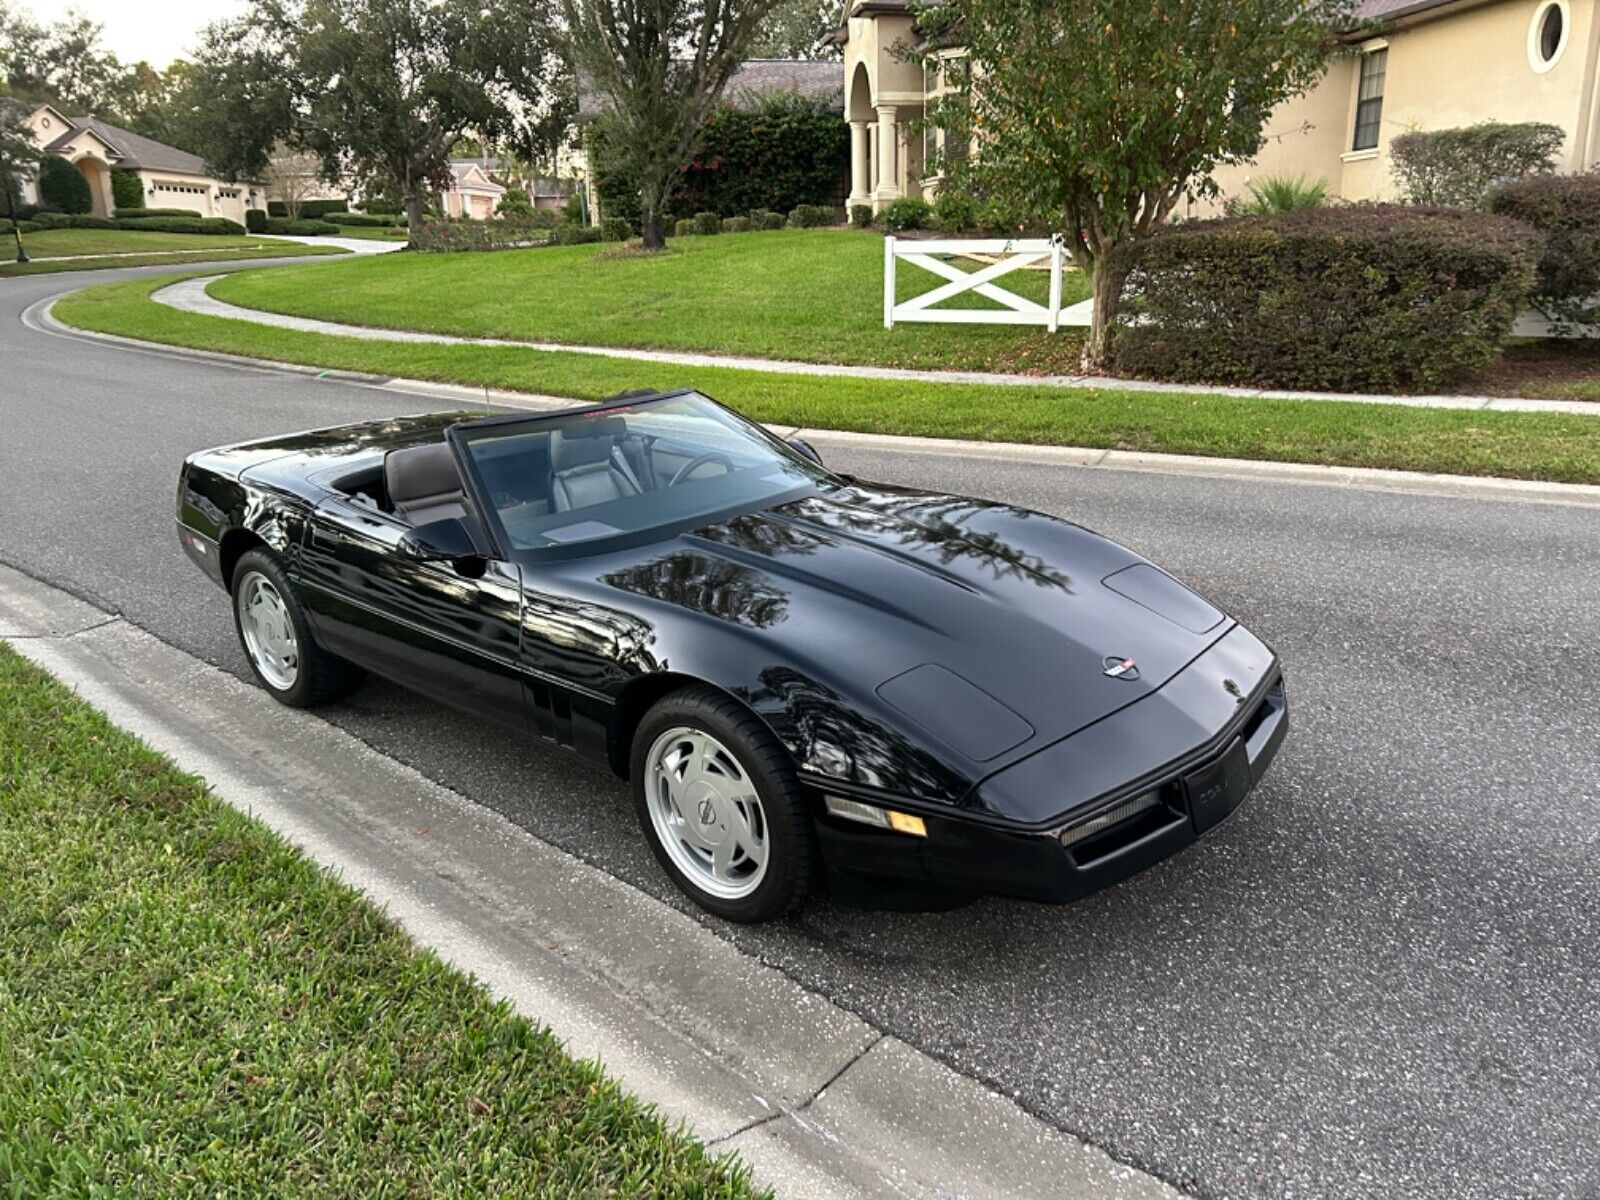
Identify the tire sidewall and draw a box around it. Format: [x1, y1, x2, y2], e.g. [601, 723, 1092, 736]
[231, 549, 317, 706]
[631, 693, 809, 922]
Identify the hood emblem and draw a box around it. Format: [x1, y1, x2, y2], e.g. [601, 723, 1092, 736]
[1103, 655, 1140, 681]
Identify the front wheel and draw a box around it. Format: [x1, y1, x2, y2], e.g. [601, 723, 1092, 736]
[631, 687, 816, 922]
[231, 548, 363, 707]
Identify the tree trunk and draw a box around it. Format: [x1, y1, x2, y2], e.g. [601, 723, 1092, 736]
[1082, 253, 1129, 372]
[639, 180, 666, 251]
[404, 187, 428, 249]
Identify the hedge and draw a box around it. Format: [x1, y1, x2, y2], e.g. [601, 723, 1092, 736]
[326, 211, 406, 227]
[600, 216, 631, 241]
[880, 197, 932, 232]
[412, 217, 554, 252]
[1491, 170, 1600, 329]
[0, 218, 42, 234]
[593, 92, 847, 229]
[674, 218, 696, 238]
[723, 216, 751, 233]
[111, 168, 144, 210]
[118, 216, 247, 235]
[267, 198, 349, 218]
[264, 217, 340, 236]
[1109, 205, 1541, 392]
[556, 225, 602, 245]
[38, 158, 93, 214]
[787, 203, 841, 228]
[1390, 122, 1563, 209]
[33, 212, 117, 230]
[246, 208, 267, 233]
[116, 207, 202, 219]
[693, 211, 721, 235]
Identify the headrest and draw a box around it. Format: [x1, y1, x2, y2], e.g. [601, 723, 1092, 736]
[550, 420, 623, 473]
[384, 442, 460, 503]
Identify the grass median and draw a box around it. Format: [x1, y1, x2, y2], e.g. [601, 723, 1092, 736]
[54, 271, 1600, 485]
[2, 230, 347, 277]
[0, 640, 764, 1198]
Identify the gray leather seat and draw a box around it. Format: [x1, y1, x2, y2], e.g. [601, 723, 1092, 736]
[550, 429, 640, 512]
[384, 443, 467, 526]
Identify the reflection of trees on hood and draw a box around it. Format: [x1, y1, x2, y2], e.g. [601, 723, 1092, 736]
[751, 666, 968, 803]
[788, 493, 1075, 592]
[604, 554, 789, 630]
[691, 511, 827, 559]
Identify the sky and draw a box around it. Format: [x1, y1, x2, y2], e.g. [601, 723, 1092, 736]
[26, 0, 247, 69]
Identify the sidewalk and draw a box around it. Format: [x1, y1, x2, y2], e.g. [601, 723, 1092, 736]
[154, 274, 1600, 417]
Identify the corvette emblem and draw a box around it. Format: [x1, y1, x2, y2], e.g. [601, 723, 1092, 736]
[697, 798, 717, 825]
[1103, 655, 1140, 681]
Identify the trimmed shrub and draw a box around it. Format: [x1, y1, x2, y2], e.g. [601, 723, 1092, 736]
[412, 217, 552, 252]
[497, 187, 535, 218]
[38, 157, 94, 214]
[29, 213, 116, 229]
[117, 215, 247, 234]
[693, 211, 721, 235]
[601, 216, 632, 241]
[592, 93, 848, 225]
[786, 203, 837, 228]
[880, 196, 933, 232]
[1109, 205, 1541, 392]
[674, 217, 696, 237]
[117, 207, 202, 219]
[263, 217, 340, 236]
[850, 203, 872, 228]
[267, 198, 349, 218]
[723, 215, 751, 233]
[932, 191, 976, 231]
[757, 210, 786, 231]
[1390, 121, 1563, 209]
[246, 208, 268, 233]
[111, 168, 144, 210]
[0, 219, 42, 234]
[555, 224, 602, 245]
[326, 211, 406, 227]
[1491, 169, 1600, 329]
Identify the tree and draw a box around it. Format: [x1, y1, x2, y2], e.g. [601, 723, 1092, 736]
[38, 153, 90, 211]
[564, 0, 786, 249]
[293, 0, 565, 243]
[497, 185, 535, 217]
[2, 92, 35, 259]
[749, 0, 839, 59]
[162, 11, 299, 183]
[262, 142, 322, 220]
[0, 4, 129, 115]
[920, 0, 1357, 366]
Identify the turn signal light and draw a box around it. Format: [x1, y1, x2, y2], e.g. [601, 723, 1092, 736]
[824, 795, 928, 837]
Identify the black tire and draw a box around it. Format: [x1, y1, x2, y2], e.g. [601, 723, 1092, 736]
[630, 686, 817, 922]
[230, 548, 364, 708]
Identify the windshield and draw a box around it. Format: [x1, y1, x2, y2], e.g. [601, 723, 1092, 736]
[453, 392, 831, 553]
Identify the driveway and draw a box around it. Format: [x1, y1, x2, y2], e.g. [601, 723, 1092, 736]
[3, 263, 1598, 1200]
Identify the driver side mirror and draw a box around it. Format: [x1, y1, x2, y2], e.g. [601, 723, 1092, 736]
[786, 436, 823, 466]
[397, 516, 482, 563]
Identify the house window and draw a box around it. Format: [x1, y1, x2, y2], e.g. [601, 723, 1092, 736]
[1352, 49, 1386, 151]
[1529, 0, 1569, 71]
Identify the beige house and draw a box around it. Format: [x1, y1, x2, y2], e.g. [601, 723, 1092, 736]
[18, 104, 265, 222]
[835, 0, 1600, 214]
[439, 161, 506, 219]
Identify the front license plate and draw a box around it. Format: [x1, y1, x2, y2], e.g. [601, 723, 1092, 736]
[1185, 737, 1252, 835]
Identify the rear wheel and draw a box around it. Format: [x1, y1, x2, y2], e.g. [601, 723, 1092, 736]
[631, 687, 816, 922]
[231, 548, 363, 707]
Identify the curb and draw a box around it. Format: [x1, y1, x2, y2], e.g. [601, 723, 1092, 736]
[0, 562, 1185, 1200]
[33, 295, 1600, 509]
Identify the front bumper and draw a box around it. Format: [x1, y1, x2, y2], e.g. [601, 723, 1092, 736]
[813, 626, 1287, 906]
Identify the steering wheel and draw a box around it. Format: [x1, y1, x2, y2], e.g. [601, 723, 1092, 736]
[668, 452, 734, 487]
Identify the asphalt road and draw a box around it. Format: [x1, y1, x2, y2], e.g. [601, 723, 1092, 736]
[4, 265, 1598, 1200]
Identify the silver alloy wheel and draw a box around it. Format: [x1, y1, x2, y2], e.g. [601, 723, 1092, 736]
[645, 725, 770, 900]
[237, 571, 299, 691]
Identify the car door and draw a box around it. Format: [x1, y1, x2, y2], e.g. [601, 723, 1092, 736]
[296, 496, 528, 731]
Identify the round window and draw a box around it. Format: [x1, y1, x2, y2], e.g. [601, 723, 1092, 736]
[1529, 0, 1569, 71]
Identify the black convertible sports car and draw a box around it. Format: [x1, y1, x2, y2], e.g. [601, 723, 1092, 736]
[177, 389, 1286, 921]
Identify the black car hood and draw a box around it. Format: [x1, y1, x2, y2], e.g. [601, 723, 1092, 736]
[600, 484, 1231, 774]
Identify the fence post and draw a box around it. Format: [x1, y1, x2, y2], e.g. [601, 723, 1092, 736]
[1047, 238, 1063, 334]
[884, 235, 896, 329]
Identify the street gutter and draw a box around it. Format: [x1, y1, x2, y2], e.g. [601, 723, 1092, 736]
[0, 561, 1184, 1200]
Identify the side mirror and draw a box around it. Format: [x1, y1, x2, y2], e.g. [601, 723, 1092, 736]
[397, 516, 482, 563]
[786, 436, 823, 466]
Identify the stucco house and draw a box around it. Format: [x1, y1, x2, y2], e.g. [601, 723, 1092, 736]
[439, 161, 506, 219]
[833, 0, 1600, 214]
[17, 103, 265, 222]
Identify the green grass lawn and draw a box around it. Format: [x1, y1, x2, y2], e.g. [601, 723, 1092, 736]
[321, 224, 410, 241]
[209, 229, 1095, 373]
[0, 641, 764, 1199]
[2, 229, 345, 276]
[54, 271, 1600, 484]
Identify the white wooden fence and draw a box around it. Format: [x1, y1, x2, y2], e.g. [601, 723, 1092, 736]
[883, 236, 1067, 332]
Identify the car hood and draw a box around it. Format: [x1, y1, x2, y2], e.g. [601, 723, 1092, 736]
[597, 484, 1232, 777]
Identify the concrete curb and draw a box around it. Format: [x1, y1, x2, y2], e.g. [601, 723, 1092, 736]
[0, 561, 1184, 1200]
[32, 295, 1600, 509]
[155, 273, 1600, 417]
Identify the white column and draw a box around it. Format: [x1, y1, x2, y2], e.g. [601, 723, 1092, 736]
[875, 105, 900, 207]
[868, 124, 880, 195]
[848, 121, 870, 208]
